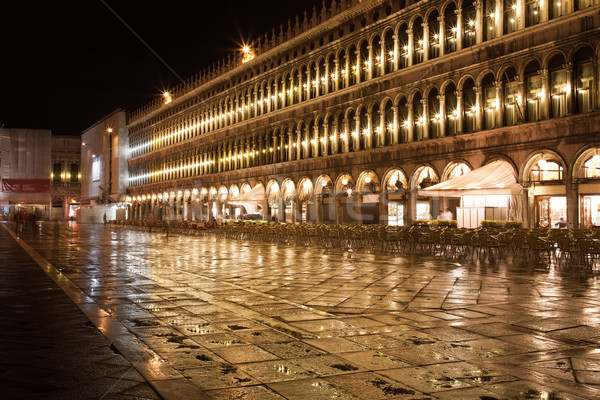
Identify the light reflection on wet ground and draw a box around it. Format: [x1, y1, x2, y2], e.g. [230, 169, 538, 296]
[17, 222, 600, 399]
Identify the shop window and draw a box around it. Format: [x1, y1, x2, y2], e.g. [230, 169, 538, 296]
[388, 202, 405, 226]
[445, 4, 458, 54]
[529, 160, 563, 181]
[582, 155, 600, 178]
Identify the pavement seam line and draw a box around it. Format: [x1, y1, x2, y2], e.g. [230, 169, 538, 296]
[1, 224, 202, 400]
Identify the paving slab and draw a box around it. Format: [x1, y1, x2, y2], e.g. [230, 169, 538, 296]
[3, 221, 600, 399]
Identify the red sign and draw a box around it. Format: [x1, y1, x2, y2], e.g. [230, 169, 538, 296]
[1, 179, 50, 193]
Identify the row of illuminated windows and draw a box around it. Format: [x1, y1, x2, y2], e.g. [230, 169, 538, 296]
[51, 163, 80, 183]
[127, 52, 596, 187]
[128, 0, 595, 157]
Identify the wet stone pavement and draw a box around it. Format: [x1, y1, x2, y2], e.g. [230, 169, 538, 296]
[2, 222, 600, 399]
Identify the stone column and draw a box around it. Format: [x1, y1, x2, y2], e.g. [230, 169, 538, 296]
[408, 188, 418, 225]
[378, 109, 385, 147]
[393, 34, 399, 70]
[456, 8, 463, 51]
[354, 194, 363, 225]
[406, 102, 414, 142]
[475, 85, 483, 131]
[315, 194, 324, 223]
[421, 98, 429, 140]
[407, 29, 414, 67]
[294, 200, 303, 222]
[379, 38, 386, 75]
[540, 68, 549, 120]
[335, 195, 343, 224]
[278, 198, 286, 222]
[438, 15, 446, 56]
[367, 44, 373, 80]
[565, 179, 579, 229]
[540, 0, 549, 23]
[379, 192, 389, 225]
[392, 105, 399, 144]
[495, 80, 504, 127]
[438, 94, 446, 137]
[422, 22, 429, 62]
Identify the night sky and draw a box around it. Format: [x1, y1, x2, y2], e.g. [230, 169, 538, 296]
[0, 0, 322, 136]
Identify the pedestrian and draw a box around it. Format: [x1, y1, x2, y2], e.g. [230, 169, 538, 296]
[103, 212, 107, 224]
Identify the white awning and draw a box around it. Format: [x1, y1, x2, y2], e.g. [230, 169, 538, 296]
[421, 160, 522, 196]
[227, 185, 265, 205]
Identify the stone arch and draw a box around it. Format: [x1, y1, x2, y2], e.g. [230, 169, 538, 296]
[334, 173, 355, 195]
[356, 170, 381, 193]
[382, 168, 409, 191]
[410, 165, 439, 190]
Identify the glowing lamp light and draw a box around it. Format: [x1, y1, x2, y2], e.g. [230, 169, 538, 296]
[342, 178, 349, 185]
[538, 158, 547, 170]
[365, 176, 371, 183]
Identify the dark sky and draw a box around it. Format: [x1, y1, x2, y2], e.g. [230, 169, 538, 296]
[0, 0, 322, 135]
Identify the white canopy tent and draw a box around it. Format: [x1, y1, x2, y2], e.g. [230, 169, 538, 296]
[226, 185, 266, 214]
[421, 160, 523, 221]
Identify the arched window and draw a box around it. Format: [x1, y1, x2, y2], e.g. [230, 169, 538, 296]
[372, 35, 382, 78]
[384, 29, 395, 73]
[306, 121, 314, 158]
[463, 79, 477, 133]
[428, 11, 440, 60]
[300, 65, 308, 102]
[576, 0, 592, 10]
[463, 0, 476, 48]
[398, 97, 409, 142]
[359, 107, 369, 150]
[525, 60, 542, 122]
[318, 59, 326, 95]
[574, 47, 594, 114]
[308, 63, 317, 99]
[445, 83, 458, 135]
[336, 113, 344, 154]
[482, 74, 497, 130]
[413, 17, 424, 64]
[359, 41, 369, 82]
[277, 75, 285, 109]
[338, 50, 347, 89]
[503, 0, 517, 34]
[327, 54, 336, 92]
[293, 70, 300, 104]
[371, 104, 380, 148]
[526, 0, 540, 26]
[347, 109, 356, 152]
[484, 0, 497, 40]
[551, 0, 570, 18]
[502, 67, 520, 126]
[548, 54, 568, 118]
[317, 119, 325, 157]
[282, 128, 289, 162]
[582, 154, 600, 178]
[413, 92, 424, 140]
[428, 88, 441, 138]
[348, 45, 358, 86]
[398, 24, 409, 69]
[529, 159, 563, 182]
[445, 4, 458, 54]
[383, 100, 394, 146]
[249, 88, 255, 119]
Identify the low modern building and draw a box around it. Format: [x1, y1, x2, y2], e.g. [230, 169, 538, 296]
[80, 109, 129, 223]
[125, 0, 600, 228]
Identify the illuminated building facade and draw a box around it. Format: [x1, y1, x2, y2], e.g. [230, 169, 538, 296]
[126, 0, 600, 228]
